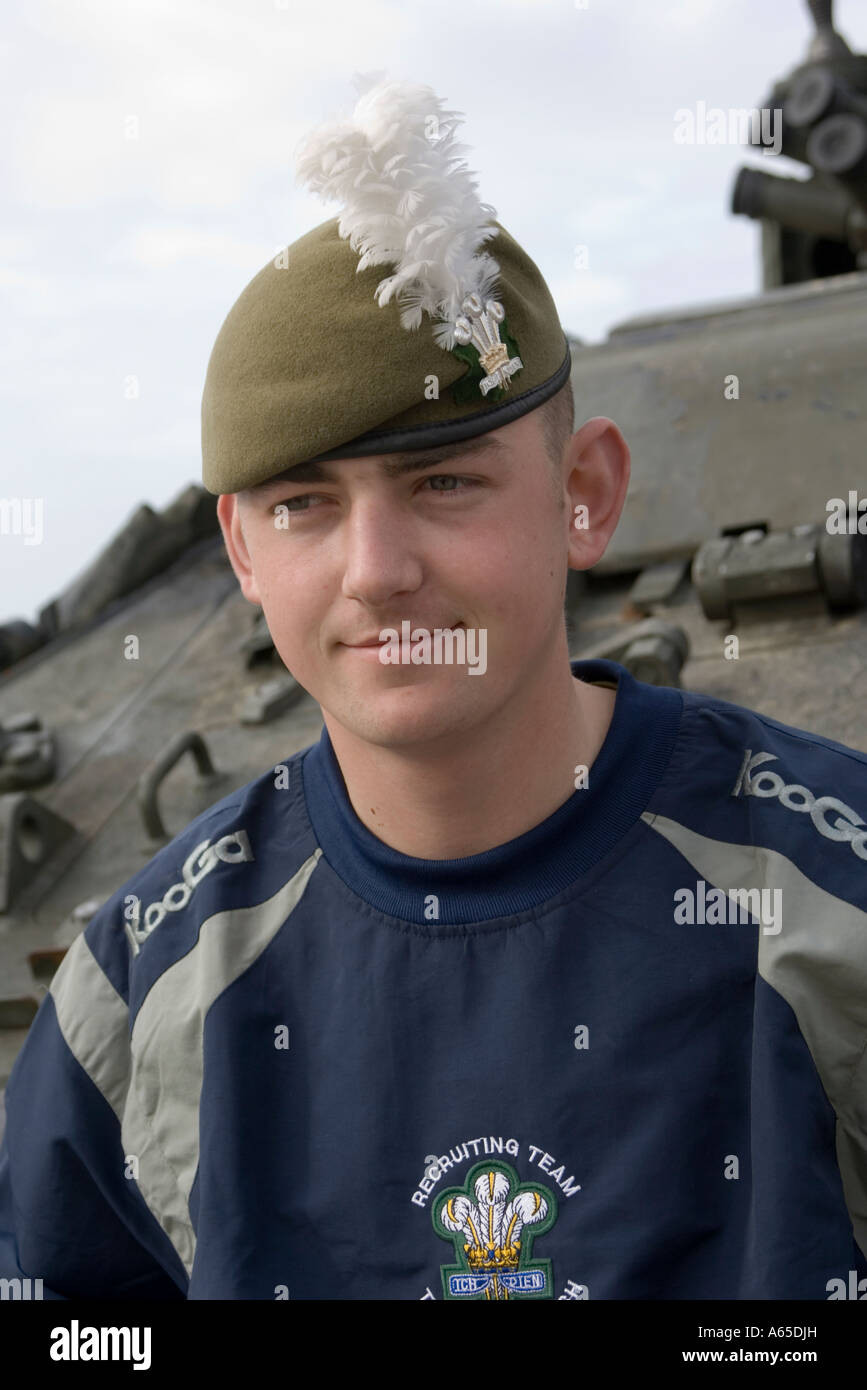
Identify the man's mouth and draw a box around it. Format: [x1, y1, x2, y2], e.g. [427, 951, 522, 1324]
[343, 622, 467, 648]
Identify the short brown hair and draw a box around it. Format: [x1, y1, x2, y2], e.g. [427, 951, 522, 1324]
[535, 379, 574, 508]
[539, 379, 575, 464]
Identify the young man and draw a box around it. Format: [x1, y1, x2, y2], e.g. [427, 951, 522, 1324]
[1, 79, 865, 1302]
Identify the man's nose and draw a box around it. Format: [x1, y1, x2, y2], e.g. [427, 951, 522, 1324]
[340, 497, 424, 606]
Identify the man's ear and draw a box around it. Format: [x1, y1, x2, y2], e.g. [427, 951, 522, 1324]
[562, 416, 630, 571]
[216, 493, 263, 606]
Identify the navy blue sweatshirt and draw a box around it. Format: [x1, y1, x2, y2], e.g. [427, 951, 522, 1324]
[1, 658, 865, 1300]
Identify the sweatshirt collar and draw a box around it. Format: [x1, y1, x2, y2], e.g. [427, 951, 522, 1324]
[301, 658, 683, 925]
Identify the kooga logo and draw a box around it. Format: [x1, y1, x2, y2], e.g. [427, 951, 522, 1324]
[732, 750, 867, 861]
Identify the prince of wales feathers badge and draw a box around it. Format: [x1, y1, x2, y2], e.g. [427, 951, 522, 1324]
[293, 76, 524, 401]
[433, 1162, 557, 1300]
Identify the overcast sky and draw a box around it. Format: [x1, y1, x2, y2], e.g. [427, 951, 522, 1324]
[2, 0, 866, 629]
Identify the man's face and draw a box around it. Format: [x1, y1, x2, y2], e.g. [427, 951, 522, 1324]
[218, 410, 626, 752]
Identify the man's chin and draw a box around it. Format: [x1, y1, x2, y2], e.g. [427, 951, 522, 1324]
[321, 680, 487, 751]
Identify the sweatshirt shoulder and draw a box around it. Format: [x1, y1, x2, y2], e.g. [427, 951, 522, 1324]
[677, 683, 867, 774]
[645, 683, 867, 911]
[76, 744, 321, 1011]
[675, 685, 867, 814]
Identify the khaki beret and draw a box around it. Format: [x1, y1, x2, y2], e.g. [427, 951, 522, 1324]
[200, 214, 571, 495]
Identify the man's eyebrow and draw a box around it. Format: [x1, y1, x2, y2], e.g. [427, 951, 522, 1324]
[247, 435, 511, 494]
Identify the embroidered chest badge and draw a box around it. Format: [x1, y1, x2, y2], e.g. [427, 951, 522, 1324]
[432, 1160, 557, 1300]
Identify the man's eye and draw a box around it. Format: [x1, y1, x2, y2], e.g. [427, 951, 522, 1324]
[274, 495, 323, 513]
[422, 475, 480, 493]
[273, 477, 480, 513]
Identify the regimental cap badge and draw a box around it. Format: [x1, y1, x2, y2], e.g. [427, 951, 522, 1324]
[294, 75, 524, 400]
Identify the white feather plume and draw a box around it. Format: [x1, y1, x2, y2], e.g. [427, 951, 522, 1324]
[293, 74, 504, 351]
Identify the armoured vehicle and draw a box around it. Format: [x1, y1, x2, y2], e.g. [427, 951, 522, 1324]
[0, 0, 865, 1097]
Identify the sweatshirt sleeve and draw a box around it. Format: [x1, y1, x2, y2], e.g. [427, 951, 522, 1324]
[747, 727, 867, 1264]
[0, 928, 188, 1300]
[640, 699, 867, 1260]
